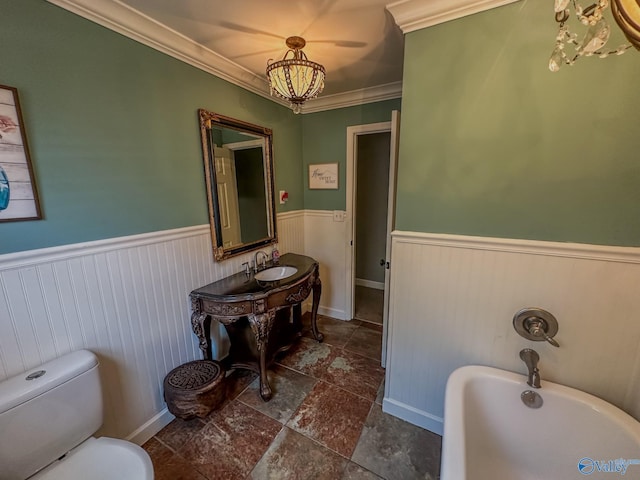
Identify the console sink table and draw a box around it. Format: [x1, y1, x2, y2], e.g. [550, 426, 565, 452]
[189, 253, 323, 401]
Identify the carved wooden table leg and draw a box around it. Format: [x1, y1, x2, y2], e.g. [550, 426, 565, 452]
[248, 311, 276, 401]
[190, 297, 212, 359]
[310, 272, 324, 342]
[292, 303, 302, 335]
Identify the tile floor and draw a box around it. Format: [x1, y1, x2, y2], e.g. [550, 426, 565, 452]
[144, 314, 442, 480]
[354, 286, 384, 325]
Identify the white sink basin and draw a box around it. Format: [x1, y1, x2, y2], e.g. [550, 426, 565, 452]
[255, 266, 298, 282]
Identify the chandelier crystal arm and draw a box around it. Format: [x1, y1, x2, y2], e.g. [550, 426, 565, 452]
[549, 0, 638, 71]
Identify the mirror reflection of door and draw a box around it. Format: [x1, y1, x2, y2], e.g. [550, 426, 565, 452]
[232, 143, 268, 244]
[199, 109, 277, 261]
[214, 146, 242, 248]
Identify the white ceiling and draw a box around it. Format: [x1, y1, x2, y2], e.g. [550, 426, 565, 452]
[119, 0, 405, 98]
[47, 0, 520, 112]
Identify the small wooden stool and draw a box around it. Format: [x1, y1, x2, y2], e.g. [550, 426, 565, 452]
[163, 360, 226, 419]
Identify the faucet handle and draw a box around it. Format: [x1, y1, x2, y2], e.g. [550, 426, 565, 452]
[546, 335, 560, 348]
[530, 325, 560, 347]
[242, 262, 250, 275]
[513, 308, 560, 347]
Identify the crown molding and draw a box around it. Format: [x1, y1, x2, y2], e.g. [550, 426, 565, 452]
[46, 0, 286, 105]
[301, 82, 403, 114]
[386, 0, 521, 33]
[45, 0, 402, 113]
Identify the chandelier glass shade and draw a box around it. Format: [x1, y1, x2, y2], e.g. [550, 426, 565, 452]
[611, 0, 640, 49]
[549, 0, 640, 71]
[266, 36, 325, 114]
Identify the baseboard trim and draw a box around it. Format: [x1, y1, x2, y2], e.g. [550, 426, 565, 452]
[356, 278, 385, 290]
[318, 305, 348, 321]
[126, 408, 175, 446]
[382, 397, 443, 436]
[301, 300, 348, 321]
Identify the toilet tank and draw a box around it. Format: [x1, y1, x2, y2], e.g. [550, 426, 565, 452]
[0, 350, 103, 480]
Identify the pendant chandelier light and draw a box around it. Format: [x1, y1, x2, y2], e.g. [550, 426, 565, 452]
[549, 0, 640, 71]
[611, 0, 640, 49]
[266, 36, 325, 114]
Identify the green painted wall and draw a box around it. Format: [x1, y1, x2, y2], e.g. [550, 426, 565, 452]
[396, 1, 640, 246]
[9, 0, 629, 254]
[302, 99, 401, 211]
[0, 0, 301, 255]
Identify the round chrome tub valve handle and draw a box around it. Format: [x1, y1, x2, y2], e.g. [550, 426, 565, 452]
[513, 308, 560, 347]
[527, 318, 560, 347]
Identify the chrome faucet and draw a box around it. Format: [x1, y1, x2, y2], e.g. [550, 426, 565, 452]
[254, 251, 268, 272]
[519, 348, 541, 389]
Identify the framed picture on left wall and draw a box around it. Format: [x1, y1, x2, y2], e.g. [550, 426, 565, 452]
[0, 84, 41, 222]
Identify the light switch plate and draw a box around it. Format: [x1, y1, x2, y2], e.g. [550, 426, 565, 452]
[333, 210, 346, 222]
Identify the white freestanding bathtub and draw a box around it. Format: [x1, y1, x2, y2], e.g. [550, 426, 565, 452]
[441, 366, 640, 480]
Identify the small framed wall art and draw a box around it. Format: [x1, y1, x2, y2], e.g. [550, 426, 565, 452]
[0, 84, 41, 222]
[308, 163, 338, 189]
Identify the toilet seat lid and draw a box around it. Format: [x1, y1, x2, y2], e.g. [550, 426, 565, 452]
[30, 437, 153, 480]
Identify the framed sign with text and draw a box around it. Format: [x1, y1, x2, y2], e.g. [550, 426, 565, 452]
[308, 163, 338, 190]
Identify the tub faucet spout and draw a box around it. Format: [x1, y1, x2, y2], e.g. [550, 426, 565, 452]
[520, 348, 541, 388]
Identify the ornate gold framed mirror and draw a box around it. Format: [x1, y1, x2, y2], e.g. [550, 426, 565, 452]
[199, 109, 277, 261]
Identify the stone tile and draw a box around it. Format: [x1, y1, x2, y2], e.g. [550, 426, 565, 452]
[302, 313, 361, 348]
[155, 418, 206, 452]
[341, 462, 384, 480]
[277, 336, 338, 378]
[287, 381, 372, 458]
[351, 404, 442, 480]
[250, 427, 348, 479]
[354, 286, 383, 325]
[359, 321, 383, 333]
[238, 364, 317, 423]
[224, 369, 259, 403]
[178, 401, 282, 480]
[344, 327, 382, 361]
[320, 349, 384, 401]
[143, 437, 207, 480]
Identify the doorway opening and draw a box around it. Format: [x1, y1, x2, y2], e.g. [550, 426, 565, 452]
[345, 111, 400, 367]
[353, 131, 391, 326]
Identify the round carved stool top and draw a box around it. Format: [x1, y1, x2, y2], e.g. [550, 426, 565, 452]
[165, 360, 222, 391]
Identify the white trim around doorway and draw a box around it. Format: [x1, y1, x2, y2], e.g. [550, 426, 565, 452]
[345, 121, 392, 321]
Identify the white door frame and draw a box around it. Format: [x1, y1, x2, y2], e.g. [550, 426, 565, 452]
[345, 120, 392, 321]
[381, 110, 400, 367]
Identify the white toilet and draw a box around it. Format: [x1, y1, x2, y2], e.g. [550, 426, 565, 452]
[0, 350, 154, 480]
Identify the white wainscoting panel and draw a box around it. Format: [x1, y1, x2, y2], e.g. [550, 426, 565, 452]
[0, 213, 304, 444]
[303, 210, 349, 320]
[276, 210, 305, 255]
[384, 231, 640, 435]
